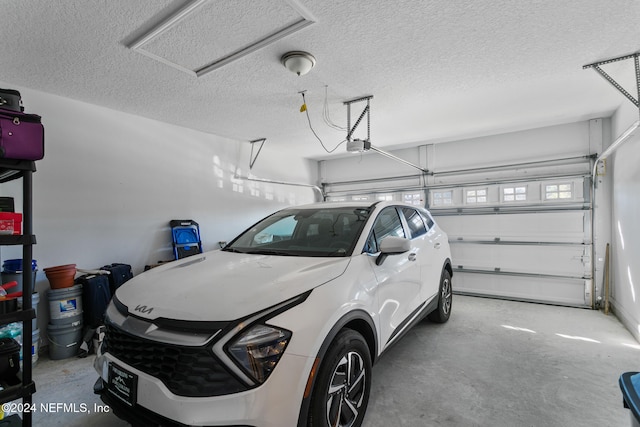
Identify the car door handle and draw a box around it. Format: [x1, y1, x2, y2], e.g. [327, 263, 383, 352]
[408, 253, 417, 261]
[434, 243, 441, 249]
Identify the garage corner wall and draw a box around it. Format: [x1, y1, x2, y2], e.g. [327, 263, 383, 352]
[0, 83, 317, 332]
[610, 103, 640, 343]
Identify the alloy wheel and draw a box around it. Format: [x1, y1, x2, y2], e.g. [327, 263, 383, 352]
[325, 351, 367, 427]
[441, 277, 452, 315]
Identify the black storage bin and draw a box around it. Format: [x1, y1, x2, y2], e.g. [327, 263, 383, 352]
[0, 414, 23, 426]
[0, 197, 14, 212]
[0, 338, 20, 381]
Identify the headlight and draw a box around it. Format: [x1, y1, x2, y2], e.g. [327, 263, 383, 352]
[227, 324, 292, 384]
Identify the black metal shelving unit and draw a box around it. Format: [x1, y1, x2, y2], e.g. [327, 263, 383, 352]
[0, 159, 37, 426]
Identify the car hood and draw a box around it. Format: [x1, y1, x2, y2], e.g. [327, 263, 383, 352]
[115, 250, 350, 322]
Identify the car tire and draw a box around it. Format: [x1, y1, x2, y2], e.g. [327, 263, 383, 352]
[427, 268, 452, 323]
[308, 328, 372, 427]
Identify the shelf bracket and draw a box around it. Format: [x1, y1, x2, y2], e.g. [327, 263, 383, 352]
[584, 52, 640, 118]
[248, 138, 266, 170]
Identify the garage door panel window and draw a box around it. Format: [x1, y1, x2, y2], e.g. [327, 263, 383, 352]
[466, 188, 488, 204]
[431, 190, 453, 206]
[502, 186, 527, 202]
[545, 183, 573, 201]
[403, 192, 424, 206]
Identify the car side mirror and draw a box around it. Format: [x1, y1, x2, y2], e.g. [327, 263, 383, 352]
[376, 236, 411, 266]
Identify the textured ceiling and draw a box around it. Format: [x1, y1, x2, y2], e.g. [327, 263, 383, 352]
[1, 0, 640, 160]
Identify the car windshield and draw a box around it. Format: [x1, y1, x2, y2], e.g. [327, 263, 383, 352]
[224, 206, 372, 257]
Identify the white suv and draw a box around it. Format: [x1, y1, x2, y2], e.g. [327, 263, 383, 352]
[94, 201, 453, 427]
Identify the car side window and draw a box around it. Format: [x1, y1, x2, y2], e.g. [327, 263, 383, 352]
[366, 207, 405, 253]
[420, 210, 435, 230]
[364, 232, 378, 254]
[401, 207, 427, 238]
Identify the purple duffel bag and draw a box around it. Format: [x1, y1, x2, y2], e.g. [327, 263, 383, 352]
[0, 108, 44, 161]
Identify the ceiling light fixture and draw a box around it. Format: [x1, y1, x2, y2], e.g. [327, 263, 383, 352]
[281, 51, 316, 76]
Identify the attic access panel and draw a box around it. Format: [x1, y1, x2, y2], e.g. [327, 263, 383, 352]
[128, 0, 315, 77]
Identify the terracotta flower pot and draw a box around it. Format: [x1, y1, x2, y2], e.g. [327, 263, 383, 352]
[44, 264, 76, 289]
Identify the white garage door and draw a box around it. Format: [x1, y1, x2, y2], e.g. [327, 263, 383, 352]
[429, 176, 592, 307]
[326, 173, 593, 307]
[320, 121, 602, 308]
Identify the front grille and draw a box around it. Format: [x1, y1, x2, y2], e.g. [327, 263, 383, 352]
[104, 322, 248, 397]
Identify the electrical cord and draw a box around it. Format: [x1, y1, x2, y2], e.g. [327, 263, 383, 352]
[323, 86, 347, 131]
[300, 91, 346, 153]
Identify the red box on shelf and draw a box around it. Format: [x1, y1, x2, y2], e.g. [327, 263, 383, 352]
[0, 212, 22, 235]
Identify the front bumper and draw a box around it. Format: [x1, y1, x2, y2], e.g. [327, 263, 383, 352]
[95, 379, 242, 427]
[94, 351, 312, 427]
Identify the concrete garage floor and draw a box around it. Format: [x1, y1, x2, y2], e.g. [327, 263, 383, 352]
[21, 295, 639, 426]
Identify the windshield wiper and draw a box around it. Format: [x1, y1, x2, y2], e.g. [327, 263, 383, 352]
[222, 247, 246, 253]
[243, 249, 296, 256]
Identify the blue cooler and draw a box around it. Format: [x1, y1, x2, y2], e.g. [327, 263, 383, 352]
[1, 258, 37, 293]
[620, 372, 640, 427]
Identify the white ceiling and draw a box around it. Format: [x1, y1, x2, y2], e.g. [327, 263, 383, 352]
[2, 0, 640, 160]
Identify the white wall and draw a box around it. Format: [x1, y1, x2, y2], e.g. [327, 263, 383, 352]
[322, 122, 597, 183]
[610, 100, 640, 342]
[0, 83, 317, 333]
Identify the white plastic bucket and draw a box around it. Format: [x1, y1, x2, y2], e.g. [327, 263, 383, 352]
[17, 292, 39, 330]
[47, 284, 83, 325]
[47, 321, 82, 360]
[17, 327, 40, 367]
[31, 328, 39, 365]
